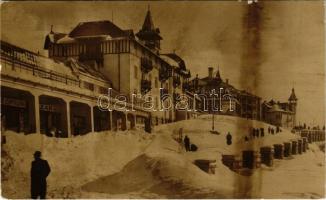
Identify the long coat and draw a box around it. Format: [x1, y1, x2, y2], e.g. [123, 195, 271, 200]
[31, 159, 51, 198]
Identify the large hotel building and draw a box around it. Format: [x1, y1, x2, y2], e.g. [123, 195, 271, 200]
[0, 9, 297, 138]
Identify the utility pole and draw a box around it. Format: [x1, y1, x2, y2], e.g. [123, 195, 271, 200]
[212, 111, 215, 131]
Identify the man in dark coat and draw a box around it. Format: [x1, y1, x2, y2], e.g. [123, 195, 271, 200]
[255, 129, 259, 138]
[184, 135, 190, 152]
[31, 151, 51, 199]
[226, 132, 232, 145]
[260, 128, 264, 137]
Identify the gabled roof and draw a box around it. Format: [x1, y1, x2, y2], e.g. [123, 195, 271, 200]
[68, 20, 129, 38]
[44, 32, 67, 49]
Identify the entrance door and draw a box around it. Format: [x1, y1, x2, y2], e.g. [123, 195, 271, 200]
[1, 106, 23, 132]
[40, 111, 61, 136]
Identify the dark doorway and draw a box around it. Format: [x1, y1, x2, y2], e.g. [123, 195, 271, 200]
[127, 113, 135, 130]
[70, 101, 92, 135]
[112, 110, 126, 131]
[93, 106, 110, 132]
[1, 86, 36, 134]
[39, 95, 68, 137]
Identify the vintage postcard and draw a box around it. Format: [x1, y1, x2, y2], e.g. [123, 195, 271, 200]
[1, 0, 325, 198]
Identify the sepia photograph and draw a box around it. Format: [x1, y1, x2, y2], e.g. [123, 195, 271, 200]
[1, 0, 325, 198]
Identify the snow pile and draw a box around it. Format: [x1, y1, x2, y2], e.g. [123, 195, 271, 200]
[82, 133, 235, 198]
[1, 130, 154, 198]
[1, 114, 324, 198]
[156, 115, 300, 156]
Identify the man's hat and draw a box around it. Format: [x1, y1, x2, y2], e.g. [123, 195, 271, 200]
[34, 151, 41, 157]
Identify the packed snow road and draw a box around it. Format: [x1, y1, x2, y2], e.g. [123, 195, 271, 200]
[1, 115, 325, 198]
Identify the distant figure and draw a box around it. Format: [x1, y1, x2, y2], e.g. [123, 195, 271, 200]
[184, 135, 190, 152]
[252, 128, 256, 138]
[190, 144, 198, 151]
[276, 126, 280, 133]
[271, 128, 274, 134]
[226, 132, 232, 145]
[244, 136, 249, 142]
[178, 128, 183, 144]
[255, 129, 259, 138]
[260, 128, 264, 137]
[31, 151, 51, 199]
[268, 127, 271, 134]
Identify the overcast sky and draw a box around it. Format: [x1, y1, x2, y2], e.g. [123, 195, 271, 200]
[1, 1, 325, 126]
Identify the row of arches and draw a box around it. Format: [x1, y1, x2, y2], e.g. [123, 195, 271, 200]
[1, 86, 150, 137]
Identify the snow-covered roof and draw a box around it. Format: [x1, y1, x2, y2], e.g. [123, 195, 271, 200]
[56, 35, 76, 44]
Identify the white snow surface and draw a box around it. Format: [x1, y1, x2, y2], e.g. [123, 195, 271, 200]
[1, 115, 325, 198]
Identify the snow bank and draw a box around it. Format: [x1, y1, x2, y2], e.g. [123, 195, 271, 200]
[2, 114, 324, 198]
[82, 133, 235, 198]
[1, 130, 153, 198]
[156, 114, 300, 156]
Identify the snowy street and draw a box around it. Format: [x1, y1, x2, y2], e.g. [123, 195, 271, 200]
[1, 115, 325, 198]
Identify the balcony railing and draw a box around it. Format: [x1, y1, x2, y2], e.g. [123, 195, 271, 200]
[159, 65, 172, 82]
[182, 82, 192, 91]
[141, 57, 153, 73]
[173, 76, 181, 88]
[141, 79, 152, 94]
[1, 52, 80, 87]
[175, 67, 191, 78]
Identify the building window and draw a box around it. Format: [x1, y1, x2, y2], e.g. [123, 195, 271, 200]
[99, 86, 108, 94]
[83, 81, 94, 91]
[134, 66, 138, 79]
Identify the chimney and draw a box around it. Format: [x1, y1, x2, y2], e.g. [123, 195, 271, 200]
[208, 67, 213, 78]
[226, 79, 229, 84]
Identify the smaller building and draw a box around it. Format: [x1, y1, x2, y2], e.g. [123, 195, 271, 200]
[261, 88, 298, 128]
[187, 67, 261, 120]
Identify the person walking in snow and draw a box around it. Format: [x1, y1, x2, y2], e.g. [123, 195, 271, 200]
[226, 132, 232, 145]
[260, 128, 264, 137]
[244, 136, 249, 142]
[31, 151, 51, 199]
[255, 129, 259, 138]
[184, 135, 190, 152]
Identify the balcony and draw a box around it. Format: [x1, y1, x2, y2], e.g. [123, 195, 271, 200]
[141, 57, 153, 73]
[173, 76, 181, 88]
[175, 67, 191, 78]
[159, 65, 172, 82]
[141, 79, 152, 94]
[183, 82, 191, 91]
